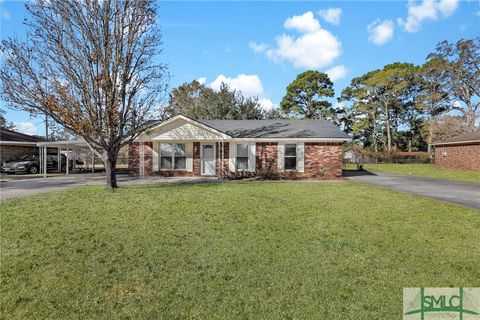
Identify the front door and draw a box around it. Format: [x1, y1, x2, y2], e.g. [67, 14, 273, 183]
[201, 144, 216, 176]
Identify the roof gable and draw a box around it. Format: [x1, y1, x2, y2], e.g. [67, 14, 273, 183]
[138, 115, 230, 141]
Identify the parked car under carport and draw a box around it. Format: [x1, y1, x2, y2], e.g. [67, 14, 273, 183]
[1, 153, 74, 174]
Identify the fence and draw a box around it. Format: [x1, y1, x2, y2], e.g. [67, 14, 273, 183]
[344, 151, 432, 166]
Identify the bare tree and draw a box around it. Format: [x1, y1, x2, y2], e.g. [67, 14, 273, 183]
[429, 38, 480, 132]
[0, 0, 168, 189]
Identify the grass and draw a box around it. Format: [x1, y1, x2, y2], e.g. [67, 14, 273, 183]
[1, 182, 479, 319]
[345, 163, 480, 184]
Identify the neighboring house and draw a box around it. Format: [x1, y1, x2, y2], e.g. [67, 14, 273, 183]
[0, 128, 46, 163]
[433, 131, 480, 171]
[129, 115, 351, 179]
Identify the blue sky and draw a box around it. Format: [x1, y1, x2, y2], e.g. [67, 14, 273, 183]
[1, 0, 479, 136]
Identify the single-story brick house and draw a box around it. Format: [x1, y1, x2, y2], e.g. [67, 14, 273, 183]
[433, 131, 480, 171]
[129, 115, 351, 179]
[0, 128, 46, 163]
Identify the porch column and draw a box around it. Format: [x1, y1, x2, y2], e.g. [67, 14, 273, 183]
[66, 148, 69, 175]
[39, 146, 42, 173]
[140, 141, 145, 179]
[43, 146, 47, 178]
[57, 148, 61, 172]
[91, 149, 95, 173]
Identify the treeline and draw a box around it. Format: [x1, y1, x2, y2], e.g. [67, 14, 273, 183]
[165, 81, 282, 120]
[166, 37, 479, 154]
[340, 37, 479, 154]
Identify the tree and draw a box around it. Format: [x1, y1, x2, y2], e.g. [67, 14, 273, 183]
[365, 63, 419, 152]
[417, 58, 451, 154]
[280, 71, 335, 120]
[0, 109, 15, 130]
[166, 80, 267, 120]
[429, 37, 480, 131]
[341, 63, 424, 153]
[340, 71, 382, 152]
[428, 114, 468, 142]
[0, 0, 168, 189]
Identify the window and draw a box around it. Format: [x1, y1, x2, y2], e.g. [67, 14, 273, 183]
[284, 144, 297, 170]
[236, 144, 249, 170]
[174, 144, 186, 169]
[160, 143, 186, 170]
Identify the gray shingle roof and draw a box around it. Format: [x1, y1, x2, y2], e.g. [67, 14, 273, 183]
[433, 130, 480, 145]
[197, 119, 350, 139]
[0, 128, 46, 143]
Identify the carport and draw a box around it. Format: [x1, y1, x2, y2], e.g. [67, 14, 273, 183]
[36, 140, 104, 178]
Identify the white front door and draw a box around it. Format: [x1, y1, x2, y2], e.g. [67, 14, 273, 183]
[201, 144, 216, 176]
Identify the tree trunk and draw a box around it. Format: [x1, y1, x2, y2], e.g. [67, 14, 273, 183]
[372, 112, 378, 153]
[465, 100, 475, 132]
[105, 152, 118, 189]
[385, 105, 392, 153]
[427, 118, 434, 155]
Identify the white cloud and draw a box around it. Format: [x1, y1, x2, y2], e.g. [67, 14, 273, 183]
[248, 41, 268, 53]
[437, 0, 459, 16]
[15, 122, 37, 135]
[398, 0, 459, 33]
[251, 11, 342, 69]
[284, 11, 321, 33]
[210, 74, 264, 97]
[196, 77, 207, 85]
[368, 19, 394, 45]
[326, 65, 348, 82]
[318, 8, 342, 25]
[258, 98, 276, 111]
[208, 74, 276, 111]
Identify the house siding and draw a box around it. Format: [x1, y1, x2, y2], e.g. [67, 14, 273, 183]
[129, 141, 344, 179]
[434, 143, 480, 171]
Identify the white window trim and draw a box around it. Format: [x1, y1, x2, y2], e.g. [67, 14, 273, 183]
[230, 142, 256, 173]
[284, 143, 297, 172]
[159, 143, 187, 171]
[236, 143, 249, 172]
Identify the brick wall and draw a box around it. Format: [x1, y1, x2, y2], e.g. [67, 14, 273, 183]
[434, 143, 480, 171]
[255, 142, 278, 179]
[128, 142, 153, 176]
[128, 142, 140, 176]
[129, 140, 344, 179]
[303, 142, 343, 179]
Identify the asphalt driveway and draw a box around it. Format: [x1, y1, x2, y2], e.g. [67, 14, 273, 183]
[0, 173, 216, 201]
[345, 171, 480, 209]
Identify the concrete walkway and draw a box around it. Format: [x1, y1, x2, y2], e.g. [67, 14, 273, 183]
[345, 171, 480, 209]
[0, 173, 216, 201]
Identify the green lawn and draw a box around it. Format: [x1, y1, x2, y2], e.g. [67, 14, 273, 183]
[1, 182, 479, 319]
[345, 163, 480, 184]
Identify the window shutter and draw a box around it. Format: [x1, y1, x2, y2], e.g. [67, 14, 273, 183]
[248, 143, 256, 172]
[296, 142, 304, 172]
[152, 142, 159, 171]
[229, 142, 236, 172]
[277, 143, 285, 172]
[186, 142, 193, 172]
